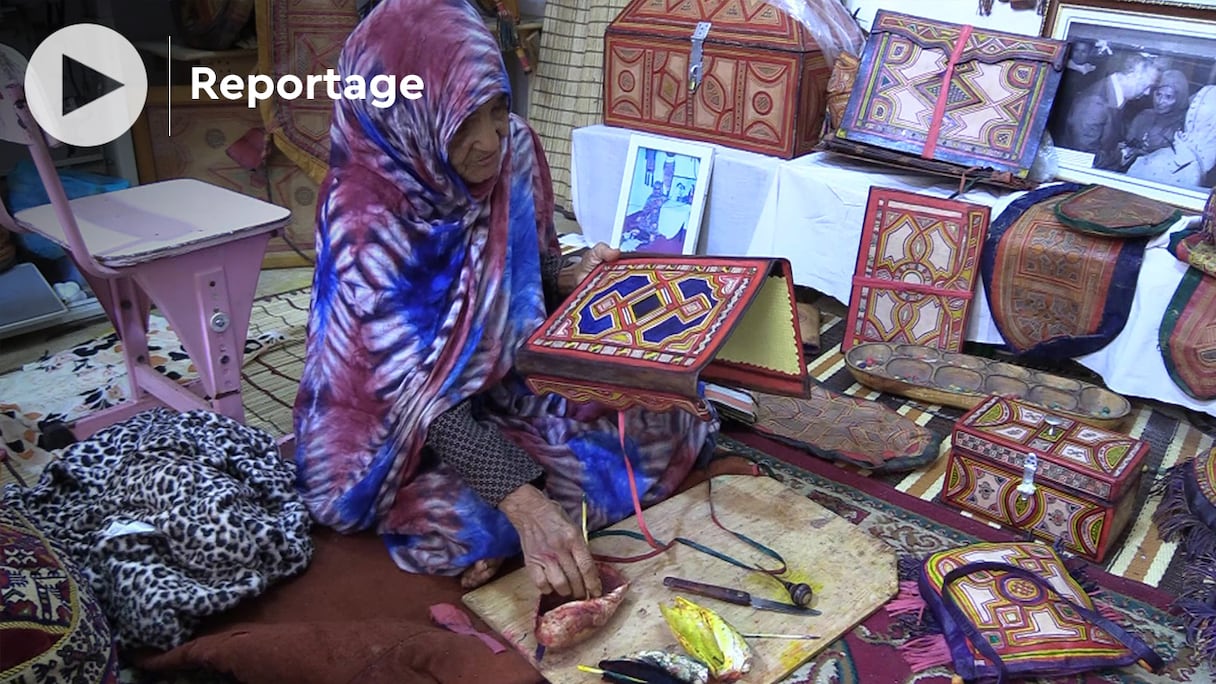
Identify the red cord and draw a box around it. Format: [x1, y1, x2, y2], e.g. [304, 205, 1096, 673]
[618, 411, 667, 550]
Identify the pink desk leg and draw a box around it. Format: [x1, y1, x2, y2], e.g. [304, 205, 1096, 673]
[69, 231, 275, 439]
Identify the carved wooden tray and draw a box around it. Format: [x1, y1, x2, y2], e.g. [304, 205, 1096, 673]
[845, 342, 1131, 429]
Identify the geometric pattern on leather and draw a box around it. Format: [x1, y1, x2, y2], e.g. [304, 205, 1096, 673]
[844, 186, 990, 352]
[1054, 184, 1180, 238]
[943, 453, 1117, 560]
[525, 258, 767, 369]
[1172, 230, 1216, 279]
[1159, 266, 1216, 401]
[921, 542, 1136, 671]
[956, 396, 1141, 501]
[750, 384, 942, 473]
[838, 11, 1065, 175]
[983, 184, 1145, 358]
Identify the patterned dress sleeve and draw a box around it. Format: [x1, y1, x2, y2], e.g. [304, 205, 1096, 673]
[426, 399, 545, 506]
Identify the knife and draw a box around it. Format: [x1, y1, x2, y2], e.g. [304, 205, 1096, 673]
[663, 576, 821, 616]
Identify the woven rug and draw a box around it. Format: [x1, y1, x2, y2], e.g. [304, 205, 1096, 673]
[0, 287, 310, 469]
[715, 433, 1207, 683]
[802, 307, 1214, 594]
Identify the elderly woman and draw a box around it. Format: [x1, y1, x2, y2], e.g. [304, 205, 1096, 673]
[292, 0, 718, 600]
[1128, 85, 1216, 189]
[1119, 69, 1190, 169]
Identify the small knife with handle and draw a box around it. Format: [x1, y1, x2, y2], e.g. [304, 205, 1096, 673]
[663, 576, 821, 616]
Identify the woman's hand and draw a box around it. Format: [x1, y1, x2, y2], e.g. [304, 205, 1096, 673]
[559, 242, 621, 295]
[499, 483, 602, 599]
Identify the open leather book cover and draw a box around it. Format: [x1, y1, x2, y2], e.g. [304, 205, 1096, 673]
[515, 256, 810, 419]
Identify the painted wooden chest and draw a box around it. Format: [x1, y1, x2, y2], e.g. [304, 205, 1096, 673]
[943, 395, 1149, 563]
[602, 0, 836, 158]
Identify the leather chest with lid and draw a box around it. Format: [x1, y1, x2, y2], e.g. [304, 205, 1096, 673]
[943, 395, 1149, 563]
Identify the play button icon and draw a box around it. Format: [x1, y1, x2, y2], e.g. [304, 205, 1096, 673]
[25, 24, 147, 148]
[64, 54, 127, 113]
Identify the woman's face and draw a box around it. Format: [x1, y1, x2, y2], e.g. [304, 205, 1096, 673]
[448, 96, 509, 184]
[1154, 85, 1178, 113]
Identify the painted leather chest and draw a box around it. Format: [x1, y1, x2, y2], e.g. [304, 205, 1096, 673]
[603, 0, 832, 158]
[943, 395, 1148, 563]
[832, 9, 1066, 181]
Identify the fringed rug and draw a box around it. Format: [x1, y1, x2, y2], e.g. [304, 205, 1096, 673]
[715, 434, 1207, 683]
[783, 306, 1215, 594]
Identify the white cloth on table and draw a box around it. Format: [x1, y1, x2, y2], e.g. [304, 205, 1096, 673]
[571, 124, 778, 256]
[568, 123, 1215, 418]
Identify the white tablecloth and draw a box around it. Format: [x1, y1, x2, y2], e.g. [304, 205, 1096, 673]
[569, 124, 1215, 418]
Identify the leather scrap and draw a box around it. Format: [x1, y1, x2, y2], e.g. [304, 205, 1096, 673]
[750, 385, 943, 474]
[429, 603, 507, 654]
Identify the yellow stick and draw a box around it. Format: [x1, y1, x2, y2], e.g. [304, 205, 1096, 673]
[576, 665, 646, 683]
[581, 493, 589, 543]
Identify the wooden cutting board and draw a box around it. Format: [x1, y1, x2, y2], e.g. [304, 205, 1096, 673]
[462, 474, 898, 683]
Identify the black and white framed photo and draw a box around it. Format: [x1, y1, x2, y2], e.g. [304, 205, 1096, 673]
[1044, 0, 1216, 211]
[610, 134, 714, 255]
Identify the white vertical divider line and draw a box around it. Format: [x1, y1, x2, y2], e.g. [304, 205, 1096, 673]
[167, 35, 171, 136]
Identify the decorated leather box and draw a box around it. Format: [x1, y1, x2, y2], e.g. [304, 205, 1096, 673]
[830, 9, 1067, 183]
[514, 255, 809, 419]
[943, 395, 1149, 563]
[602, 0, 845, 158]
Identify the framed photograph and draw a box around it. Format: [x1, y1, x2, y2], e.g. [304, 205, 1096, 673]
[1043, 0, 1216, 212]
[610, 134, 714, 255]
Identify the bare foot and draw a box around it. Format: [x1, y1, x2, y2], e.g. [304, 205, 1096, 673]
[460, 557, 504, 589]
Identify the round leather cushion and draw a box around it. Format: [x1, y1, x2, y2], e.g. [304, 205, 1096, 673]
[0, 506, 118, 684]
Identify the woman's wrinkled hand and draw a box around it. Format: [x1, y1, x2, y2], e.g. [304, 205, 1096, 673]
[499, 483, 602, 599]
[560, 242, 621, 295]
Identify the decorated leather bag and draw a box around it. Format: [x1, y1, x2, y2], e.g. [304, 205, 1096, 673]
[1160, 187, 1216, 400]
[825, 9, 1067, 189]
[889, 542, 1164, 683]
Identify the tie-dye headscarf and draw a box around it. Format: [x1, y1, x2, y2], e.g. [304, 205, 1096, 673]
[293, 0, 559, 532]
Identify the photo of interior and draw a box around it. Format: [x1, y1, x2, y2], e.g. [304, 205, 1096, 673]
[616, 146, 702, 253]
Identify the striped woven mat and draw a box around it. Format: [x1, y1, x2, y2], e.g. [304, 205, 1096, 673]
[527, 0, 629, 209]
[797, 307, 1215, 594]
[2, 288, 1210, 593]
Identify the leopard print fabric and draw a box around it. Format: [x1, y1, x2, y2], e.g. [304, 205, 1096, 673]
[2, 408, 314, 651]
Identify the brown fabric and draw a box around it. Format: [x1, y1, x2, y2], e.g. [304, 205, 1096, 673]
[134, 455, 755, 683]
[0, 227, 13, 272]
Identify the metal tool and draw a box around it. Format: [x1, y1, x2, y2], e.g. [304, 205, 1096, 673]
[740, 632, 821, 640]
[663, 576, 821, 616]
[760, 572, 813, 608]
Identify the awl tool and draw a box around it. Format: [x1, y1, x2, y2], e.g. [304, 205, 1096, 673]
[663, 576, 821, 616]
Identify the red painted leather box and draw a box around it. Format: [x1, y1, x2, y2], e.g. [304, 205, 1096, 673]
[943, 395, 1149, 563]
[602, 0, 838, 158]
